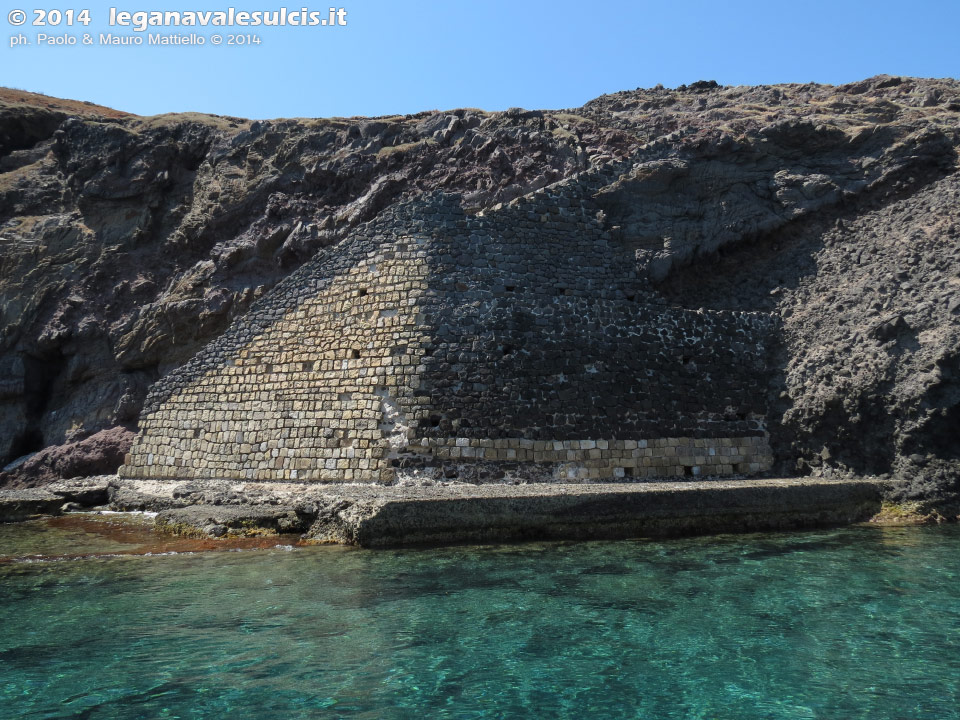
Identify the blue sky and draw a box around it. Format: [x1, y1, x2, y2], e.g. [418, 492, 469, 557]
[1, 0, 958, 118]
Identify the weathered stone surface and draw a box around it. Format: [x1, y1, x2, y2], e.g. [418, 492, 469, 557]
[300, 478, 887, 546]
[0, 90, 629, 467]
[0, 427, 135, 488]
[0, 473, 892, 546]
[43, 475, 112, 506]
[0, 488, 64, 522]
[155, 504, 308, 538]
[121, 189, 777, 485]
[0, 476, 111, 521]
[659, 153, 960, 501]
[93, 477, 884, 545]
[2, 77, 959, 505]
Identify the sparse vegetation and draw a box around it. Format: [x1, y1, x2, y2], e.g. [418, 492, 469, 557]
[376, 138, 437, 158]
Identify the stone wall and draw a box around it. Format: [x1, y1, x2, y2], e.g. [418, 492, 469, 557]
[122, 184, 777, 483]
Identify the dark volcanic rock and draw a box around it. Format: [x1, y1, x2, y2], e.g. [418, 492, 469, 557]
[0, 426, 134, 488]
[1, 77, 959, 503]
[0, 91, 626, 467]
[658, 151, 960, 502]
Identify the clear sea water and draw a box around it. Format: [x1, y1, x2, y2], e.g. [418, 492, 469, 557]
[1, 518, 958, 719]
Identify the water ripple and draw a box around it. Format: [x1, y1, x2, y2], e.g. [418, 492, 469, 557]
[0, 525, 958, 719]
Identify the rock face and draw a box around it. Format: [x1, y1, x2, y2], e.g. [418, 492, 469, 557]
[1, 77, 959, 503]
[0, 90, 632, 471]
[0, 426, 134, 488]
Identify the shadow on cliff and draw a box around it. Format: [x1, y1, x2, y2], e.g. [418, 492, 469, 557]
[653, 155, 960, 493]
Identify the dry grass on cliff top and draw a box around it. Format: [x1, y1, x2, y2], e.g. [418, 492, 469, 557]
[129, 112, 250, 133]
[0, 87, 133, 118]
[0, 88, 252, 133]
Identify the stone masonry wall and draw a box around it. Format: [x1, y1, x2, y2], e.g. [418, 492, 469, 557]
[124, 213, 432, 482]
[122, 184, 777, 483]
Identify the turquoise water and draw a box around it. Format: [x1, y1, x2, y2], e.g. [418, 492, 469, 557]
[1, 523, 959, 719]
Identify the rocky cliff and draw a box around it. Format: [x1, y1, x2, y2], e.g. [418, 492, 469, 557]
[1, 77, 958, 504]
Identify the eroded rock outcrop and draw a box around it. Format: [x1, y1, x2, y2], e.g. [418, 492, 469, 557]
[0, 426, 134, 488]
[1, 77, 959, 504]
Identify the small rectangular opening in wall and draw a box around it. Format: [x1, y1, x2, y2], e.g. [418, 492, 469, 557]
[429, 415, 442, 427]
[505, 285, 516, 293]
[264, 364, 274, 374]
[351, 349, 361, 359]
[357, 288, 368, 297]
[556, 288, 566, 296]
